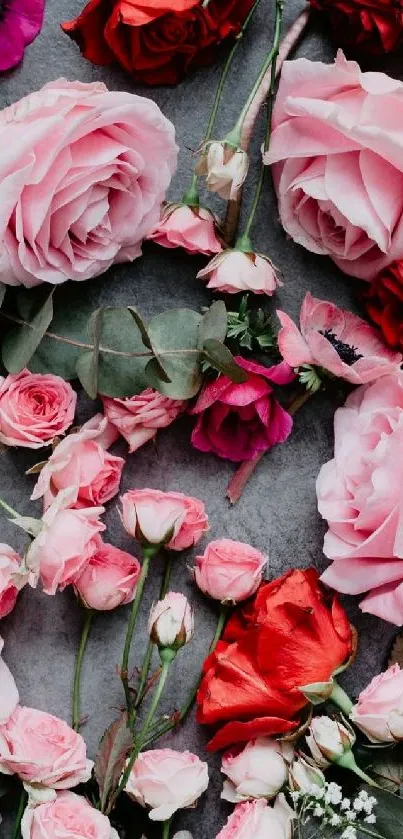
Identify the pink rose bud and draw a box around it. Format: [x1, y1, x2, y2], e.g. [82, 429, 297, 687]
[221, 738, 294, 803]
[288, 756, 325, 793]
[216, 795, 295, 839]
[31, 414, 123, 511]
[73, 541, 141, 611]
[195, 142, 249, 200]
[103, 390, 187, 454]
[197, 250, 282, 296]
[0, 637, 19, 725]
[148, 592, 193, 651]
[149, 203, 222, 256]
[193, 539, 266, 604]
[306, 716, 356, 767]
[0, 370, 76, 448]
[0, 544, 27, 619]
[21, 791, 119, 839]
[350, 664, 403, 743]
[0, 705, 93, 789]
[120, 489, 208, 550]
[126, 748, 209, 821]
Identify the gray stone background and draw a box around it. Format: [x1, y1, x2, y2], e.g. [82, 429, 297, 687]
[0, 1, 400, 836]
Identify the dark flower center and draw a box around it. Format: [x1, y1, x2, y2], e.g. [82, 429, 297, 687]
[319, 329, 363, 365]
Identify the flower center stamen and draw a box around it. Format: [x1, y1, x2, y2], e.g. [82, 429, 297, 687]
[319, 329, 363, 366]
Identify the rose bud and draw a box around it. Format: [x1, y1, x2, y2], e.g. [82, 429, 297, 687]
[193, 539, 266, 604]
[350, 664, 403, 743]
[149, 202, 222, 256]
[221, 737, 294, 803]
[288, 755, 326, 793]
[0, 636, 19, 725]
[120, 489, 208, 551]
[148, 592, 193, 653]
[126, 748, 209, 821]
[73, 542, 141, 611]
[21, 791, 119, 839]
[195, 142, 249, 201]
[103, 389, 187, 454]
[197, 249, 282, 295]
[216, 795, 295, 839]
[306, 716, 356, 767]
[0, 544, 27, 619]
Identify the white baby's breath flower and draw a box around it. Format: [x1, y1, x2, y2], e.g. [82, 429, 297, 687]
[365, 814, 377, 824]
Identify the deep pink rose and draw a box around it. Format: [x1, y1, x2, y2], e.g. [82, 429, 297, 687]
[0, 544, 27, 618]
[0, 637, 19, 725]
[149, 203, 222, 256]
[193, 539, 266, 604]
[126, 748, 209, 821]
[103, 389, 186, 453]
[277, 293, 401, 384]
[31, 413, 123, 510]
[190, 358, 295, 462]
[0, 0, 45, 73]
[216, 796, 294, 839]
[197, 250, 282, 295]
[121, 489, 208, 550]
[0, 79, 177, 287]
[21, 791, 119, 839]
[0, 370, 76, 448]
[351, 664, 403, 743]
[265, 51, 403, 281]
[317, 373, 403, 625]
[0, 705, 93, 788]
[73, 541, 140, 611]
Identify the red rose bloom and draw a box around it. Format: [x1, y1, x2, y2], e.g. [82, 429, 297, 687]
[309, 0, 403, 57]
[363, 261, 403, 352]
[62, 0, 255, 86]
[197, 568, 353, 751]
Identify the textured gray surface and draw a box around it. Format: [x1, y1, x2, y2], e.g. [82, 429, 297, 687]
[0, 2, 398, 836]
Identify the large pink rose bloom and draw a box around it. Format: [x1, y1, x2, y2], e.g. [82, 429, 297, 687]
[265, 51, 403, 281]
[277, 293, 402, 384]
[121, 489, 208, 550]
[0, 544, 27, 619]
[126, 748, 209, 821]
[350, 664, 403, 743]
[317, 372, 403, 624]
[216, 796, 294, 839]
[73, 541, 140, 611]
[0, 370, 76, 448]
[0, 637, 19, 725]
[103, 389, 186, 453]
[149, 203, 222, 256]
[21, 791, 119, 839]
[0, 79, 177, 287]
[0, 705, 93, 788]
[190, 358, 295, 462]
[31, 413, 123, 510]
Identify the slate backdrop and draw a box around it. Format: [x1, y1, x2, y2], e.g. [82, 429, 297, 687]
[0, 2, 400, 836]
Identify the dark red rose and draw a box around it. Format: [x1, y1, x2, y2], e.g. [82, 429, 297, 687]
[62, 0, 255, 86]
[309, 0, 403, 57]
[363, 261, 403, 352]
[197, 568, 353, 751]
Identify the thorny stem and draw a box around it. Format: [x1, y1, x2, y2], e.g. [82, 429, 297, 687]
[72, 609, 94, 731]
[135, 554, 173, 709]
[121, 550, 154, 727]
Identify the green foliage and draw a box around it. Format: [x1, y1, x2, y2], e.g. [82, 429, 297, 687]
[94, 713, 133, 815]
[2, 288, 54, 373]
[226, 295, 276, 352]
[363, 784, 403, 838]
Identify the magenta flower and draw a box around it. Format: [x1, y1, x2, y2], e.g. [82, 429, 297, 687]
[0, 0, 45, 71]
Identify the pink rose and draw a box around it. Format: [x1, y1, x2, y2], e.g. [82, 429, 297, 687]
[216, 796, 294, 839]
[73, 541, 140, 611]
[126, 748, 209, 821]
[350, 664, 403, 743]
[265, 51, 403, 281]
[103, 389, 186, 453]
[149, 203, 222, 256]
[193, 539, 266, 604]
[221, 738, 294, 802]
[0, 370, 76, 448]
[21, 791, 119, 839]
[31, 413, 123, 510]
[197, 250, 282, 295]
[317, 372, 403, 625]
[26, 494, 105, 595]
[277, 293, 402, 384]
[190, 357, 295, 462]
[0, 705, 93, 788]
[0, 543, 27, 618]
[0, 637, 19, 725]
[148, 592, 194, 650]
[121, 489, 208, 550]
[0, 79, 177, 287]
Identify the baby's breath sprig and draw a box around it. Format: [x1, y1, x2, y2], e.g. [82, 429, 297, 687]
[290, 783, 385, 839]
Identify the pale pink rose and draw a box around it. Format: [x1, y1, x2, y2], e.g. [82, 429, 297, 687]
[0, 370, 76, 448]
[126, 748, 209, 821]
[221, 738, 294, 803]
[21, 791, 119, 839]
[350, 664, 403, 743]
[0, 705, 93, 788]
[317, 372, 403, 625]
[196, 142, 249, 200]
[265, 51, 403, 281]
[0, 79, 178, 287]
[0, 636, 19, 725]
[121, 489, 208, 550]
[277, 293, 401, 384]
[216, 795, 294, 839]
[148, 592, 194, 650]
[31, 413, 123, 510]
[73, 541, 140, 611]
[197, 250, 282, 295]
[306, 716, 355, 766]
[103, 390, 186, 454]
[193, 539, 266, 604]
[149, 203, 222, 256]
[0, 544, 27, 619]
[26, 494, 106, 595]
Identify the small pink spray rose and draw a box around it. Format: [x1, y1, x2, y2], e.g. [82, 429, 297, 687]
[196, 142, 249, 200]
[350, 664, 403, 743]
[198, 250, 282, 295]
[221, 737, 294, 802]
[103, 389, 187, 453]
[148, 592, 194, 651]
[73, 541, 141, 611]
[149, 202, 222, 256]
[215, 795, 294, 839]
[0, 370, 76, 449]
[120, 489, 208, 550]
[193, 539, 266, 604]
[21, 791, 119, 839]
[126, 748, 209, 821]
[0, 636, 19, 725]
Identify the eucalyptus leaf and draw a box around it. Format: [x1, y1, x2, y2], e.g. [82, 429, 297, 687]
[146, 308, 203, 399]
[2, 288, 54, 373]
[202, 339, 247, 382]
[128, 307, 170, 384]
[76, 309, 103, 399]
[198, 300, 227, 347]
[26, 285, 95, 379]
[93, 307, 149, 398]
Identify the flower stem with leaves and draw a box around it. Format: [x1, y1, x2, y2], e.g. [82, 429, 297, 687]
[72, 608, 94, 731]
[121, 547, 157, 727]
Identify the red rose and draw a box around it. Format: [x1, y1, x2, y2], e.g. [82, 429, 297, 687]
[309, 0, 403, 57]
[62, 0, 255, 86]
[363, 261, 403, 352]
[197, 568, 353, 751]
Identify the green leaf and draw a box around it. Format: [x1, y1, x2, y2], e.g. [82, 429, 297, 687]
[146, 308, 203, 399]
[198, 300, 227, 347]
[128, 307, 170, 384]
[76, 309, 103, 399]
[94, 712, 133, 815]
[202, 339, 247, 382]
[365, 747, 403, 795]
[0, 283, 5, 308]
[363, 785, 403, 837]
[2, 288, 54, 373]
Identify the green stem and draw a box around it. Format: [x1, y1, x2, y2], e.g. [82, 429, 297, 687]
[72, 609, 94, 731]
[329, 681, 354, 716]
[121, 550, 154, 726]
[135, 555, 173, 708]
[162, 820, 172, 839]
[337, 752, 377, 787]
[11, 788, 27, 839]
[181, 174, 200, 207]
[0, 497, 20, 519]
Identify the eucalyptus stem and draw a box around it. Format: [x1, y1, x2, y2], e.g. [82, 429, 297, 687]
[121, 549, 154, 726]
[72, 609, 94, 731]
[11, 788, 27, 839]
[135, 554, 173, 709]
